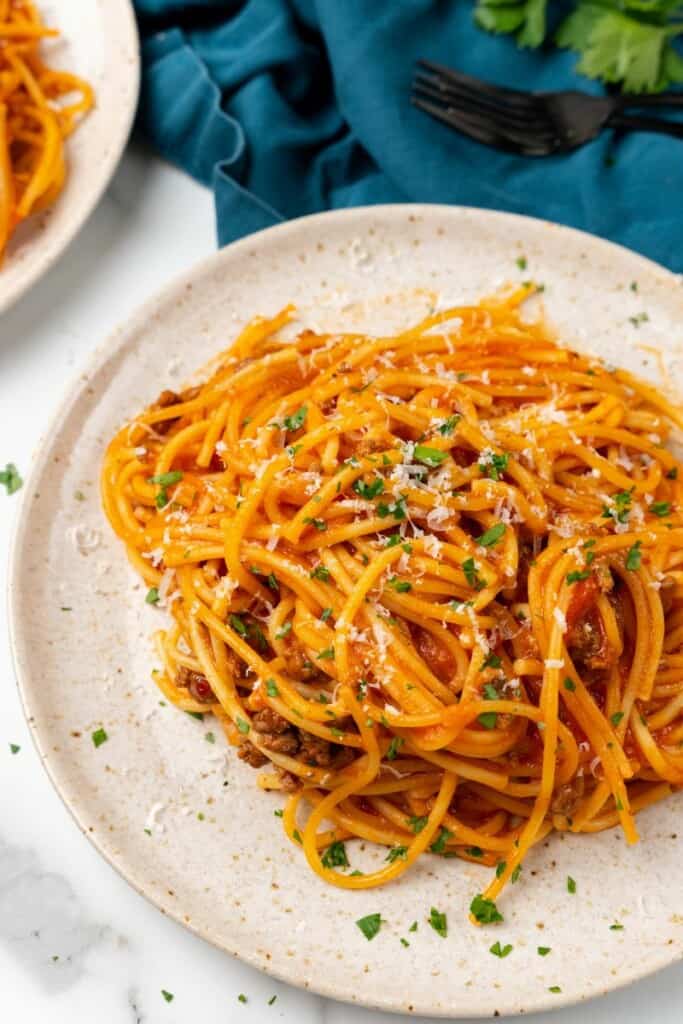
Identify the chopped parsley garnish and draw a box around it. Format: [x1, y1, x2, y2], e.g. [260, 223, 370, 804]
[549, 986, 562, 994]
[438, 415, 461, 436]
[149, 470, 184, 487]
[320, 607, 333, 623]
[205, 731, 215, 744]
[275, 621, 292, 639]
[610, 922, 624, 930]
[293, 829, 303, 844]
[490, 941, 513, 958]
[236, 718, 250, 735]
[287, 444, 303, 459]
[91, 728, 108, 748]
[537, 946, 551, 956]
[511, 864, 522, 883]
[516, 256, 527, 270]
[476, 522, 506, 547]
[462, 557, 485, 591]
[145, 587, 160, 604]
[229, 614, 248, 636]
[465, 845, 483, 858]
[186, 710, 204, 720]
[651, 501, 671, 517]
[430, 828, 453, 854]
[317, 646, 335, 660]
[356, 913, 382, 940]
[478, 681, 499, 730]
[428, 907, 448, 938]
[629, 312, 649, 327]
[238, 993, 247, 1004]
[479, 452, 509, 481]
[563, 677, 576, 692]
[481, 653, 502, 671]
[377, 495, 408, 520]
[407, 815, 428, 834]
[567, 875, 577, 894]
[387, 576, 412, 593]
[303, 517, 327, 531]
[310, 564, 331, 581]
[387, 736, 404, 760]
[414, 444, 448, 467]
[626, 541, 642, 571]
[409, 920, 418, 932]
[9, 743, 20, 754]
[602, 489, 633, 524]
[274, 809, 283, 818]
[161, 990, 174, 1003]
[470, 894, 503, 924]
[495, 861, 506, 878]
[566, 570, 590, 584]
[321, 840, 349, 869]
[400, 937, 410, 947]
[353, 476, 385, 500]
[266, 679, 279, 697]
[386, 845, 409, 863]
[610, 711, 624, 727]
[283, 406, 307, 432]
[0, 463, 22, 495]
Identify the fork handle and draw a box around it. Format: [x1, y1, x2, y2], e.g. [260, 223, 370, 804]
[613, 91, 683, 110]
[609, 113, 683, 139]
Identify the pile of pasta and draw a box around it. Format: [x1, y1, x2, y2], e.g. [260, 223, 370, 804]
[102, 288, 683, 919]
[0, 0, 93, 258]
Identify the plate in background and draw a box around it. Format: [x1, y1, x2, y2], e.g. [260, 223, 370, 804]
[0, 0, 139, 315]
[8, 205, 683, 1017]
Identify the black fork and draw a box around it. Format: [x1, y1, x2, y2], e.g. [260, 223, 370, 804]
[412, 60, 683, 156]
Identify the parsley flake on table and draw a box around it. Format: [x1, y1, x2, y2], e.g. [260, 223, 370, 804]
[321, 841, 349, 869]
[145, 586, 160, 604]
[91, 728, 108, 748]
[0, 462, 22, 495]
[356, 912, 382, 940]
[538, 946, 551, 956]
[9, 743, 20, 754]
[161, 990, 174, 1003]
[567, 875, 577, 894]
[470, 893, 504, 924]
[490, 941, 513, 958]
[428, 907, 448, 938]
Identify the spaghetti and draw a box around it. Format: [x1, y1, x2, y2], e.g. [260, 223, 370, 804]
[102, 289, 683, 921]
[0, 1, 93, 260]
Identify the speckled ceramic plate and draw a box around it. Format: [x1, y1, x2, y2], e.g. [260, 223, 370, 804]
[0, 0, 139, 315]
[9, 206, 683, 1018]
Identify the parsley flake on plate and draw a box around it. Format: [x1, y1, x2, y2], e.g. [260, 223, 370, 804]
[356, 912, 382, 940]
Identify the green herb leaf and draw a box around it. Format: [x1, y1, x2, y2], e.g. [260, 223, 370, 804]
[161, 990, 174, 1003]
[479, 452, 510, 481]
[651, 501, 671, 517]
[0, 462, 23, 495]
[386, 845, 409, 863]
[481, 653, 502, 671]
[283, 406, 307, 432]
[303, 517, 327, 531]
[462, 557, 485, 591]
[438, 415, 461, 436]
[626, 541, 642, 571]
[321, 840, 349, 869]
[567, 875, 577, 894]
[9, 743, 20, 754]
[430, 827, 453, 854]
[476, 522, 506, 547]
[428, 907, 448, 938]
[266, 679, 279, 697]
[91, 728, 108, 748]
[310, 564, 331, 581]
[490, 941, 513, 958]
[470, 893, 504, 924]
[377, 495, 408, 520]
[538, 946, 551, 956]
[478, 711, 498, 730]
[317, 646, 335, 661]
[353, 476, 385, 500]
[387, 736, 404, 760]
[610, 922, 624, 930]
[356, 913, 382, 940]
[548, 986, 562, 994]
[205, 731, 215, 744]
[610, 711, 624, 727]
[145, 586, 160, 604]
[387, 576, 412, 593]
[566, 570, 590, 584]
[229, 614, 248, 636]
[474, 0, 548, 48]
[414, 445, 448, 467]
[236, 717, 250, 735]
[407, 815, 428, 834]
[149, 470, 183, 487]
[564, 677, 576, 692]
[275, 621, 292, 639]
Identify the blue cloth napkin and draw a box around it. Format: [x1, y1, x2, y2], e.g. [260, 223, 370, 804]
[133, 0, 683, 271]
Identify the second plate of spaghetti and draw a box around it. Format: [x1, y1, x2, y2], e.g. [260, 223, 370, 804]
[10, 205, 683, 1017]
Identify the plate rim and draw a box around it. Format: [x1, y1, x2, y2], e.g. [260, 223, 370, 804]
[7, 203, 683, 1018]
[0, 0, 141, 316]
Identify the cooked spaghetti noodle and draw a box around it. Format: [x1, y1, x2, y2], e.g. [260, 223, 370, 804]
[0, 1, 93, 260]
[102, 289, 683, 921]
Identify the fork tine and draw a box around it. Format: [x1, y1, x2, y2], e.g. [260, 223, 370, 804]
[418, 59, 545, 113]
[413, 71, 553, 132]
[411, 83, 557, 143]
[411, 97, 559, 157]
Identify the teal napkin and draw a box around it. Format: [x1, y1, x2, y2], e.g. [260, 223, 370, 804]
[134, 0, 683, 270]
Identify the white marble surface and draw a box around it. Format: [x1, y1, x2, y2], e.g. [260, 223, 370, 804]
[2, 142, 683, 1023]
